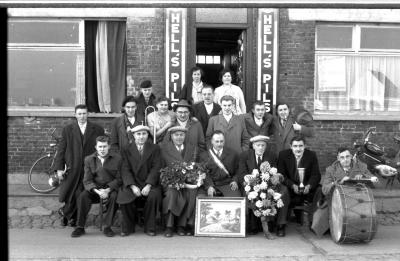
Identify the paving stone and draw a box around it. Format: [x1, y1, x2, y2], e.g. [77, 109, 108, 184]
[26, 206, 52, 216]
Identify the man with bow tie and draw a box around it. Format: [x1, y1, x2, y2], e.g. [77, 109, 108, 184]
[116, 125, 162, 237]
[237, 135, 290, 237]
[54, 104, 105, 227]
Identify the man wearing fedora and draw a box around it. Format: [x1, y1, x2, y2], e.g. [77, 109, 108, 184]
[136, 79, 157, 119]
[116, 125, 162, 237]
[271, 102, 314, 154]
[165, 99, 206, 153]
[237, 135, 290, 237]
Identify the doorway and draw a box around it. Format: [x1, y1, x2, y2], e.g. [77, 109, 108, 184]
[195, 28, 245, 89]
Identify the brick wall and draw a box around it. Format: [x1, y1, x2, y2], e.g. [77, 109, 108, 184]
[126, 8, 165, 98]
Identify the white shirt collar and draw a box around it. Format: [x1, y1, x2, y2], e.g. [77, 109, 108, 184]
[223, 113, 233, 122]
[204, 102, 214, 114]
[177, 118, 188, 127]
[175, 144, 184, 151]
[254, 115, 263, 126]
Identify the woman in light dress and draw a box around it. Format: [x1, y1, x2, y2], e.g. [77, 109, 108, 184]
[146, 96, 176, 143]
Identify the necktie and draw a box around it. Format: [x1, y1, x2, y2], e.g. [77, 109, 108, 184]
[179, 146, 184, 157]
[281, 119, 287, 128]
[257, 156, 262, 169]
[138, 145, 143, 156]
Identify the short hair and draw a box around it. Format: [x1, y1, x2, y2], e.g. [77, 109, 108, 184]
[155, 96, 171, 109]
[220, 95, 235, 104]
[252, 100, 265, 110]
[219, 69, 234, 82]
[337, 147, 351, 155]
[122, 96, 137, 107]
[275, 101, 289, 113]
[211, 130, 225, 139]
[201, 85, 214, 92]
[74, 104, 87, 112]
[290, 135, 306, 145]
[190, 66, 204, 78]
[96, 135, 110, 144]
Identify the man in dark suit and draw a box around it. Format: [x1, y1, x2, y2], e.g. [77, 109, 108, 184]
[243, 100, 274, 138]
[54, 104, 105, 227]
[110, 96, 144, 153]
[237, 135, 290, 237]
[200, 130, 241, 197]
[116, 125, 162, 237]
[277, 135, 321, 224]
[71, 136, 122, 237]
[192, 85, 221, 136]
[271, 102, 314, 154]
[136, 79, 157, 119]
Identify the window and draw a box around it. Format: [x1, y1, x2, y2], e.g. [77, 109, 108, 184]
[8, 18, 127, 113]
[196, 54, 221, 64]
[315, 24, 400, 116]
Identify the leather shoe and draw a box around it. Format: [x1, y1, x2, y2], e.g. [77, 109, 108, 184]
[71, 227, 85, 237]
[164, 227, 173, 237]
[177, 226, 185, 236]
[276, 225, 286, 237]
[120, 232, 130, 237]
[103, 227, 115, 237]
[60, 217, 68, 226]
[69, 219, 77, 227]
[146, 230, 156, 236]
[186, 228, 194, 236]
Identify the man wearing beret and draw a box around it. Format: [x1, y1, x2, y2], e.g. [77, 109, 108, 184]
[237, 135, 290, 237]
[165, 99, 206, 153]
[136, 79, 157, 120]
[116, 125, 162, 236]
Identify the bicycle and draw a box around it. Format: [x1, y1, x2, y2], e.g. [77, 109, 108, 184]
[28, 128, 66, 193]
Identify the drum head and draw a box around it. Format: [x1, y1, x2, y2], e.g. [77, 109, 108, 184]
[330, 187, 344, 243]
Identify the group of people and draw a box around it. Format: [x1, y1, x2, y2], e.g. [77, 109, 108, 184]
[54, 66, 379, 239]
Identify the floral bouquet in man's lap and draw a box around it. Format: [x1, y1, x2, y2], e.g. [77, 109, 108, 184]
[243, 161, 284, 239]
[160, 161, 207, 190]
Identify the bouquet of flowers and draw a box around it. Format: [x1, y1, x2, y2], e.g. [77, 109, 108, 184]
[243, 161, 284, 218]
[160, 161, 207, 190]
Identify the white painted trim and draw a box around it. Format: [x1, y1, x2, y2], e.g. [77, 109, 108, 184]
[7, 8, 156, 17]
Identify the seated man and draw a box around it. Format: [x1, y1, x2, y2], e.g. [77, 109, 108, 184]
[116, 125, 163, 237]
[237, 135, 290, 237]
[71, 136, 122, 237]
[311, 147, 379, 236]
[277, 135, 321, 224]
[200, 130, 241, 197]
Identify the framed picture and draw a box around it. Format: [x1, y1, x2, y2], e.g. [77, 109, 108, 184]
[194, 197, 246, 237]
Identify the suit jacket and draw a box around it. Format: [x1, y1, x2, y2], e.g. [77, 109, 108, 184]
[192, 102, 221, 135]
[200, 147, 239, 189]
[237, 148, 277, 184]
[117, 141, 162, 204]
[83, 152, 122, 192]
[54, 120, 105, 202]
[206, 114, 250, 155]
[110, 113, 144, 153]
[160, 141, 199, 166]
[271, 115, 314, 153]
[277, 149, 321, 190]
[163, 118, 206, 153]
[243, 112, 274, 138]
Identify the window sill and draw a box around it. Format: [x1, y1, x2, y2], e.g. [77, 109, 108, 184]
[313, 112, 400, 121]
[7, 107, 122, 118]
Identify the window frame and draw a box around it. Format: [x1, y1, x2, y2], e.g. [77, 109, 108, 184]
[314, 22, 400, 121]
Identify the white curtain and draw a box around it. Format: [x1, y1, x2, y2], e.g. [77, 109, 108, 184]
[95, 21, 111, 113]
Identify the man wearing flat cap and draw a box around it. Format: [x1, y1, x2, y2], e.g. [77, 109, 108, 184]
[237, 135, 290, 237]
[116, 125, 162, 237]
[136, 79, 157, 120]
[165, 99, 206, 153]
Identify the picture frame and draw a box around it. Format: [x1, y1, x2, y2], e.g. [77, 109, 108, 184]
[194, 197, 246, 237]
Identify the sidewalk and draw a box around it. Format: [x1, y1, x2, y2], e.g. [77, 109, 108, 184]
[9, 223, 400, 261]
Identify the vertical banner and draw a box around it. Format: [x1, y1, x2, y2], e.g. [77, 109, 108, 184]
[165, 8, 187, 107]
[257, 9, 279, 114]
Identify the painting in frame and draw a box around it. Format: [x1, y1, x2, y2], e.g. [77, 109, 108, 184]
[194, 197, 246, 237]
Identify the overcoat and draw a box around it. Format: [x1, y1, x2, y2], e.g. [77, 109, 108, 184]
[192, 102, 221, 136]
[109, 113, 144, 153]
[243, 112, 274, 138]
[136, 93, 157, 119]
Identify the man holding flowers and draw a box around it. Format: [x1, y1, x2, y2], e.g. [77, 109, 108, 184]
[238, 135, 290, 239]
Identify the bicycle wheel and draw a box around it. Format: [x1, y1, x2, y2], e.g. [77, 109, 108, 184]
[28, 155, 57, 193]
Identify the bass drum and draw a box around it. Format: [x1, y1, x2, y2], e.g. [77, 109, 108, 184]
[329, 183, 378, 244]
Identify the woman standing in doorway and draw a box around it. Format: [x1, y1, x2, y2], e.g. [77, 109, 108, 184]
[214, 69, 246, 115]
[146, 96, 176, 143]
[179, 66, 207, 105]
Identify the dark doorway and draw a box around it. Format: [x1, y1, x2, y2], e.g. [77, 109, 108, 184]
[196, 28, 245, 89]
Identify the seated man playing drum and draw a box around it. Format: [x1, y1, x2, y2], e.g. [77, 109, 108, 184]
[311, 147, 378, 237]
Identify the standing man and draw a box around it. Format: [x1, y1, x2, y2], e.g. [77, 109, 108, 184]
[271, 102, 314, 154]
[237, 135, 290, 237]
[116, 125, 162, 237]
[110, 96, 144, 153]
[71, 136, 122, 237]
[192, 85, 221, 136]
[277, 136, 321, 224]
[243, 101, 274, 138]
[166, 99, 206, 152]
[206, 95, 250, 155]
[136, 79, 157, 119]
[54, 104, 105, 227]
[200, 131, 241, 197]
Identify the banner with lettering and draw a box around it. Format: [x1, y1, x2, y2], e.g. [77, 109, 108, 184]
[257, 9, 279, 114]
[165, 8, 187, 107]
